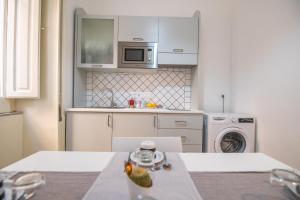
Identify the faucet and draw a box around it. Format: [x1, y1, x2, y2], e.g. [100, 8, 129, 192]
[103, 88, 117, 108]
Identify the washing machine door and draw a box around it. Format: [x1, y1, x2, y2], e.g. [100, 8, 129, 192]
[214, 128, 249, 153]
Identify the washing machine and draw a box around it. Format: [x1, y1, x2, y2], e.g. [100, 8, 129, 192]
[203, 113, 255, 153]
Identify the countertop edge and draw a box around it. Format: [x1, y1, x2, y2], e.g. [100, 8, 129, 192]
[64, 108, 204, 114]
[0, 111, 23, 117]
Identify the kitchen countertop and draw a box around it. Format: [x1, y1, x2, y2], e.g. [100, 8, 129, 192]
[65, 108, 204, 114]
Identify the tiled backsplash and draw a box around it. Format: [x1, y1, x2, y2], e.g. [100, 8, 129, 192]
[86, 67, 192, 110]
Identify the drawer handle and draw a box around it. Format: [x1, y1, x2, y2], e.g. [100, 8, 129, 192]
[175, 120, 187, 123]
[173, 49, 184, 53]
[132, 37, 144, 41]
[174, 120, 187, 126]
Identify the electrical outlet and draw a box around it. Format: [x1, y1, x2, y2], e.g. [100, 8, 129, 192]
[218, 94, 225, 100]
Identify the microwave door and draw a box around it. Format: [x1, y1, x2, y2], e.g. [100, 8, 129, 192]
[123, 48, 146, 64]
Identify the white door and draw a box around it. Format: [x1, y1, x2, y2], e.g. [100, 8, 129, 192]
[158, 17, 198, 54]
[113, 113, 157, 137]
[6, 0, 40, 98]
[118, 16, 158, 42]
[214, 128, 249, 153]
[66, 112, 113, 151]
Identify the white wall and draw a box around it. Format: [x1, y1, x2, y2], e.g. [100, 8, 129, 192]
[0, 113, 23, 168]
[0, 99, 14, 113]
[16, 0, 61, 156]
[62, 0, 233, 112]
[231, 0, 300, 169]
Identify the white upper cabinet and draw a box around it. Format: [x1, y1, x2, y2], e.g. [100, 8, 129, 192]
[75, 9, 118, 69]
[158, 17, 198, 53]
[118, 16, 158, 42]
[5, 0, 41, 98]
[158, 15, 199, 65]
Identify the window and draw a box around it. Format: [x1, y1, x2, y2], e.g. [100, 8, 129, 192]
[0, 0, 5, 98]
[0, 0, 40, 98]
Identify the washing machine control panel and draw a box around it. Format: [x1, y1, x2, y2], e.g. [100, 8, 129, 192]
[238, 118, 254, 123]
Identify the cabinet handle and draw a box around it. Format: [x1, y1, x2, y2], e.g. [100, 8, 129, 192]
[107, 115, 110, 127]
[132, 37, 144, 41]
[108, 115, 113, 127]
[173, 49, 184, 53]
[175, 120, 187, 127]
[153, 116, 157, 128]
[175, 120, 187, 123]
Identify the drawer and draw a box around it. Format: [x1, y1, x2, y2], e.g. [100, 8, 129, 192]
[182, 144, 202, 152]
[158, 114, 203, 129]
[157, 129, 202, 145]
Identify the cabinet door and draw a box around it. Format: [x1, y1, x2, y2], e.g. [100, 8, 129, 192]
[66, 112, 112, 151]
[118, 16, 158, 42]
[113, 113, 157, 137]
[182, 145, 202, 153]
[6, 0, 40, 98]
[75, 9, 118, 69]
[158, 17, 198, 54]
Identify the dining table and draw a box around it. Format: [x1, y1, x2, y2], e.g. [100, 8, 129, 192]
[1, 151, 297, 200]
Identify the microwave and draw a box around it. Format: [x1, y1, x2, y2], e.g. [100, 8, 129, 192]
[118, 42, 157, 69]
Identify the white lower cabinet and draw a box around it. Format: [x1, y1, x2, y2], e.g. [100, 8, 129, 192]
[157, 114, 203, 152]
[182, 145, 202, 153]
[66, 112, 203, 152]
[66, 112, 112, 151]
[113, 113, 157, 137]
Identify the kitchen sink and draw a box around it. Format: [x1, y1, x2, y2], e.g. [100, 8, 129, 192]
[93, 106, 127, 109]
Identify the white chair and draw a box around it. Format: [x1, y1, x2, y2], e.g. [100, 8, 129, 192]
[112, 137, 183, 152]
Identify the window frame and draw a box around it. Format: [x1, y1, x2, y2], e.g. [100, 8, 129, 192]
[0, 0, 6, 98]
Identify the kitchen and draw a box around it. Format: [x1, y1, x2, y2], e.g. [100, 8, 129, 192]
[0, 0, 300, 199]
[66, 7, 203, 153]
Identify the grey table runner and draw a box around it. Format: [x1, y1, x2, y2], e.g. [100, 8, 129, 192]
[83, 152, 203, 200]
[22, 171, 297, 200]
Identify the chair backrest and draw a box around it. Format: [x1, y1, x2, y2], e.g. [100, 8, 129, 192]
[112, 137, 182, 152]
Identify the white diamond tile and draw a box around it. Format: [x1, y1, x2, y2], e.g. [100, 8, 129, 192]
[87, 67, 193, 110]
